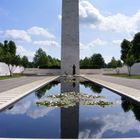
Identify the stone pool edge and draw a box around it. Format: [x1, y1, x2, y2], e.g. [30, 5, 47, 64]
[82, 75, 140, 104]
[0, 138, 140, 140]
[0, 76, 59, 111]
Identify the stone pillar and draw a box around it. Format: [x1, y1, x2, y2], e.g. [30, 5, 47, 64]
[61, 0, 79, 75]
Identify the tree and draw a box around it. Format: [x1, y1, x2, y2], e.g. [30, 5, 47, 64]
[121, 39, 132, 62]
[107, 57, 122, 74]
[33, 48, 48, 67]
[90, 53, 105, 69]
[33, 48, 60, 68]
[117, 60, 123, 67]
[120, 39, 135, 76]
[125, 52, 135, 76]
[132, 32, 140, 62]
[107, 57, 118, 68]
[0, 43, 4, 60]
[0, 40, 21, 76]
[80, 57, 90, 68]
[21, 56, 29, 68]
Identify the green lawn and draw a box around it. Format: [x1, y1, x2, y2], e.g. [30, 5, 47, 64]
[106, 74, 140, 79]
[0, 74, 22, 80]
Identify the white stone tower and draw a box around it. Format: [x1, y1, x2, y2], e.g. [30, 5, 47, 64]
[61, 0, 79, 75]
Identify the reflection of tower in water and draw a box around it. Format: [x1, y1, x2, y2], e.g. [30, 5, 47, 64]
[60, 76, 79, 138]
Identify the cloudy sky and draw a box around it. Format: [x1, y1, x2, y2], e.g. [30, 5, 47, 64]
[0, 0, 140, 62]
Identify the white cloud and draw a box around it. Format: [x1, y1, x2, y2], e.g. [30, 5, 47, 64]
[27, 107, 54, 119]
[79, 0, 103, 28]
[0, 26, 56, 43]
[4, 30, 32, 42]
[5, 99, 55, 119]
[17, 45, 34, 60]
[27, 26, 55, 39]
[112, 40, 122, 45]
[5, 101, 31, 115]
[92, 38, 107, 46]
[79, 112, 140, 138]
[80, 38, 107, 50]
[34, 40, 59, 47]
[79, 0, 140, 33]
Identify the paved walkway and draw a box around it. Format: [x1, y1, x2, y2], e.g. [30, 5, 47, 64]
[86, 75, 140, 90]
[0, 76, 50, 93]
[0, 76, 59, 111]
[83, 75, 140, 103]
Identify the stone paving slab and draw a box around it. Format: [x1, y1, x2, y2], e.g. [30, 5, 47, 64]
[0, 76, 59, 111]
[90, 75, 140, 90]
[82, 75, 140, 103]
[0, 76, 50, 93]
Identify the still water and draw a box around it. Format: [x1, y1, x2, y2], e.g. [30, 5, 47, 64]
[0, 76, 140, 139]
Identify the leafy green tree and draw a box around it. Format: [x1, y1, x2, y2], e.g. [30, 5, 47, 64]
[80, 54, 105, 69]
[80, 57, 90, 68]
[107, 57, 122, 74]
[132, 32, 140, 62]
[125, 52, 135, 76]
[121, 39, 135, 76]
[0, 40, 21, 76]
[121, 39, 132, 62]
[21, 56, 29, 68]
[0, 43, 4, 60]
[117, 60, 123, 67]
[33, 48, 48, 67]
[107, 57, 118, 68]
[20, 56, 29, 74]
[33, 48, 60, 68]
[90, 53, 105, 69]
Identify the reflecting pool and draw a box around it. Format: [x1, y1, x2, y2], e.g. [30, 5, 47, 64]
[0, 76, 140, 139]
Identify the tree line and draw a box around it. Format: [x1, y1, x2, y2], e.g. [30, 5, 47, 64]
[0, 40, 60, 76]
[1, 32, 140, 76]
[80, 54, 122, 69]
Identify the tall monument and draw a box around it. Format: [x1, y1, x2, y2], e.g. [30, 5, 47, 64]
[61, 0, 79, 75]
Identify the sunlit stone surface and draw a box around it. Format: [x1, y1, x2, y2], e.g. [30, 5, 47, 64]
[61, 0, 79, 75]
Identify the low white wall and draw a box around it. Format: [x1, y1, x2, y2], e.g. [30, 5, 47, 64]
[24, 68, 118, 75]
[24, 68, 61, 76]
[131, 63, 140, 75]
[1, 62, 140, 76]
[0, 63, 10, 76]
[0, 62, 24, 76]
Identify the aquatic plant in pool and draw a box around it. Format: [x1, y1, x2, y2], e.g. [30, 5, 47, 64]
[36, 92, 113, 108]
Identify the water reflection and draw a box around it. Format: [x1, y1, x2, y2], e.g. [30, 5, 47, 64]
[121, 97, 140, 121]
[1, 77, 140, 139]
[5, 99, 55, 119]
[80, 81, 103, 94]
[35, 81, 59, 99]
[79, 111, 140, 138]
[60, 76, 79, 138]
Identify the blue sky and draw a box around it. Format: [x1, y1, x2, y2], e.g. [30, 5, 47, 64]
[0, 0, 140, 62]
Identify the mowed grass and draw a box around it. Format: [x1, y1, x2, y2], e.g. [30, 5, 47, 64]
[0, 74, 22, 80]
[106, 74, 140, 79]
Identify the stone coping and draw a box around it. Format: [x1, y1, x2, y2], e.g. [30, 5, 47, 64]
[82, 75, 140, 103]
[0, 138, 140, 140]
[0, 76, 59, 111]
